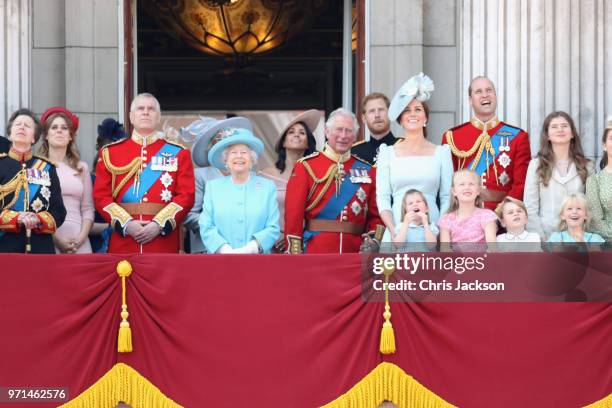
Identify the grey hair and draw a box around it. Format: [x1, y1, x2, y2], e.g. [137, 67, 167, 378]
[221, 145, 258, 170]
[325, 108, 360, 134]
[130, 93, 161, 112]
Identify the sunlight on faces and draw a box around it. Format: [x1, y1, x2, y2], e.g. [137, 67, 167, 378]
[326, 115, 356, 154]
[129, 96, 161, 133]
[46, 117, 72, 149]
[224, 143, 253, 174]
[469, 77, 497, 119]
[547, 116, 573, 146]
[452, 171, 481, 203]
[500, 201, 528, 230]
[362, 98, 390, 135]
[9, 114, 36, 147]
[560, 198, 588, 229]
[399, 99, 427, 131]
[283, 123, 308, 151]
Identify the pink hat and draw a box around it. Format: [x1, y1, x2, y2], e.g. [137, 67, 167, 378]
[41, 107, 79, 132]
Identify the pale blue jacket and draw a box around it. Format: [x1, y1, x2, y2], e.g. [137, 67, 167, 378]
[199, 174, 280, 253]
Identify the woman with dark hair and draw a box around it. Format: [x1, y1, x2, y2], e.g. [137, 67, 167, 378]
[0, 108, 66, 253]
[585, 117, 612, 241]
[524, 111, 593, 240]
[39, 107, 94, 253]
[377, 72, 453, 244]
[260, 110, 319, 239]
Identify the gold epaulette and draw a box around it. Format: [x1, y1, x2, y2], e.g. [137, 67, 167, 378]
[352, 139, 366, 147]
[352, 154, 373, 167]
[297, 151, 319, 163]
[101, 148, 142, 199]
[102, 138, 128, 150]
[0, 153, 7, 158]
[164, 139, 186, 149]
[302, 160, 338, 212]
[33, 155, 58, 167]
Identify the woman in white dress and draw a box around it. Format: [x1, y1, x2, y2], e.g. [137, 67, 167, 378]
[377, 73, 453, 243]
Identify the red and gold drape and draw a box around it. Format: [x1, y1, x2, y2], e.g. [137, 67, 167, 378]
[0, 254, 610, 407]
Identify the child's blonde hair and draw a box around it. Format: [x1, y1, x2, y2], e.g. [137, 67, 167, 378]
[494, 196, 527, 220]
[400, 189, 429, 220]
[447, 169, 483, 213]
[557, 192, 590, 231]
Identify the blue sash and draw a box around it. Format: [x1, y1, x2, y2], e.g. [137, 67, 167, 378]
[469, 125, 520, 175]
[304, 160, 370, 246]
[121, 143, 181, 203]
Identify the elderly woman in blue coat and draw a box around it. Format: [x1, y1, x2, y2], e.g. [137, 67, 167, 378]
[199, 127, 280, 253]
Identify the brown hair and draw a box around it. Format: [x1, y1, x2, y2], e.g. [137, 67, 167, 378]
[446, 169, 484, 214]
[39, 112, 83, 174]
[494, 196, 527, 220]
[6, 108, 42, 144]
[360, 92, 390, 114]
[536, 111, 590, 186]
[400, 189, 430, 222]
[557, 193, 590, 231]
[468, 76, 496, 97]
[600, 128, 612, 170]
[397, 100, 430, 138]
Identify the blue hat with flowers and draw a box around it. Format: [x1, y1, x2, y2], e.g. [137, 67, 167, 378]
[187, 116, 252, 167]
[207, 127, 264, 170]
[388, 72, 435, 122]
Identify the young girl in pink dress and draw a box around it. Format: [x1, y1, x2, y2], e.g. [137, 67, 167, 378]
[438, 169, 498, 250]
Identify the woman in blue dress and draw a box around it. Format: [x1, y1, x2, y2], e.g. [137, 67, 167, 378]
[376, 72, 453, 244]
[198, 127, 279, 254]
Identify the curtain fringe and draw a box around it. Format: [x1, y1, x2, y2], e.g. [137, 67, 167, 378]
[585, 393, 612, 408]
[59, 363, 182, 408]
[321, 362, 455, 408]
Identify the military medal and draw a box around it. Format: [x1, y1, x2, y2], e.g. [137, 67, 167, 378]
[161, 172, 174, 188]
[356, 187, 366, 202]
[498, 171, 510, 186]
[31, 197, 44, 213]
[335, 163, 345, 196]
[498, 152, 511, 168]
[152, 155, 178, 172]
[160, 189, 172, 202]
[351, 201, 362, 216]
[40, 185, 51, 201]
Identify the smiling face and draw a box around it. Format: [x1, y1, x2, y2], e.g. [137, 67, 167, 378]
[452, 171, 481, 204]
[283, 123, 309, 151]
[325, 114, 357, 154]
[45, 116, 72, 149]
[500, 201, 528, 230]
[225, 143, 252, 174]
[129, 95, 161, 134]
[547, 116, 573, 146]
[9, 114, 36, 148]
[469, 77, 497, 121]
[560, 198, 588, 229]
[398, 99, 428, 132]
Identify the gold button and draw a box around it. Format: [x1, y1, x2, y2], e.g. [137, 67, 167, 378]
[342, 216, 348, 221]
[143, 197, 149, 202]
[143, 150, 147, 154]
[142, 157, 147, 162]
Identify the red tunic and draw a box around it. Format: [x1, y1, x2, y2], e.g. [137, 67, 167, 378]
[442, 117, 531, 210]
[284, 149, 383, 253]
[93, 134, 195, 253]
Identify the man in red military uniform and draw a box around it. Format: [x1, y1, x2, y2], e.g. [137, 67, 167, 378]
[93, 93, 195, 253]
[442, 76, 531, 210]
[284, 108, 384, 253]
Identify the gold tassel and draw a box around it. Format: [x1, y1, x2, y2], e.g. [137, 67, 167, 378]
[117, 260, 133, 353]
[379, 265, 396, 355]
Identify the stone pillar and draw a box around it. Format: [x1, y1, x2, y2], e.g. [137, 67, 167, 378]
[460, 0, 612, 160]
[0, 0, 31, 132]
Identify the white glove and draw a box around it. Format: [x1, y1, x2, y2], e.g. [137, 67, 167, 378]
[233, 240, 260, 254]
[217, 244, 234, 254]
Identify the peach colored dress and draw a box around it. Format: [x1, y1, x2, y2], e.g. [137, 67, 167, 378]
[54, 161, 95, 253]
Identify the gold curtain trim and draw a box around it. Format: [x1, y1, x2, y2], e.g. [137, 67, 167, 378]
[585, 393, 612, 408]
[321, 362, 455, 408]
[59, 363, 182, 408]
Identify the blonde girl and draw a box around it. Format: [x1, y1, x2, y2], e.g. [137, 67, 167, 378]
[547, 193, 604, 244]
[392, 189, 438, 249]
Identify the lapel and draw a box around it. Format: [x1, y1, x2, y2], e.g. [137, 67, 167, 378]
[551, 162, 578, 185]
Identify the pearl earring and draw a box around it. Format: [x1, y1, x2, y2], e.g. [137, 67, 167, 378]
[423, 122, 427, 128]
